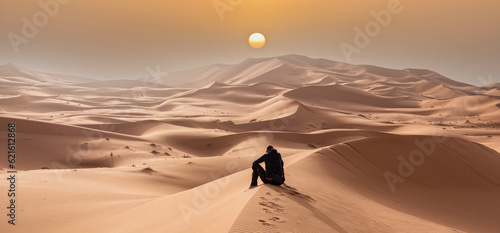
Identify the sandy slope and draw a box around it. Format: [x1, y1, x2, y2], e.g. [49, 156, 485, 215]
[1, 55, 500, 232]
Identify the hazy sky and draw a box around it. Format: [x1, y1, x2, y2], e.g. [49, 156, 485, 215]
[1, 0, 499, 85]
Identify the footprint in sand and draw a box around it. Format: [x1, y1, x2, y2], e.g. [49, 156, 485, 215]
[259, 201, 282, 209]
[269, 216, 285, 223]
[258, 219, 275, 226]
[259, 201, 286, 213]
[262, 208, 272, 214]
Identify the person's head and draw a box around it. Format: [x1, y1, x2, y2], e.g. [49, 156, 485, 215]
[266, 145, 274, 153]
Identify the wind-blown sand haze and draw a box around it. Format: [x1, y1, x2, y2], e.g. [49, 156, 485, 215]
[1, 55, 500, 232]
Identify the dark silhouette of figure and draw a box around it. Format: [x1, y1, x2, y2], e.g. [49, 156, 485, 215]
[250, 145, 285, 188]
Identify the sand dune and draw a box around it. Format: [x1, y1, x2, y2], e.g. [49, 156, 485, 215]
[0, 63, 95, 83]
[229, 135, 500, 233]
[284, 83, 419, 109]
[1, 55, 500, 232]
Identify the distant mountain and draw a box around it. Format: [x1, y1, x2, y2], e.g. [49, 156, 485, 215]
[3, 56, 496, 108]
[1, 55, 499, 132]
[0, 63, 95, 83]
[0, 64, 169, 89]
[154, 55, 475, 90]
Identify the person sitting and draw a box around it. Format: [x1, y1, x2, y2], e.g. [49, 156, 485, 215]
[250, 145, 285, 188]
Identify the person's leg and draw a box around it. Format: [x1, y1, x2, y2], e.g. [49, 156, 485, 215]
[269, 175, 284, 186]
[251, 163, 267, 186]
[251, 169, 258, 186]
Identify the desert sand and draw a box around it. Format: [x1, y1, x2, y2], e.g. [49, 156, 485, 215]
[1, 55, 500, 232]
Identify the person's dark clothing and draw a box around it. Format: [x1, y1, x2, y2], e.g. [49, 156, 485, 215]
[251, 149, 285, 186]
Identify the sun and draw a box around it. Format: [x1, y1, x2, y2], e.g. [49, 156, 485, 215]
[249, 33, 266, 49]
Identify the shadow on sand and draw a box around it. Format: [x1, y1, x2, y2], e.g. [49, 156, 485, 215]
[269, 183, 348, 233]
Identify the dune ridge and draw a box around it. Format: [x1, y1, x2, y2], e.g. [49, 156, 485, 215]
[1, 55, 499, 232]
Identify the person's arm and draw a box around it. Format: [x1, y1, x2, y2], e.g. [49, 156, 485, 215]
[252, 154, 267, 166]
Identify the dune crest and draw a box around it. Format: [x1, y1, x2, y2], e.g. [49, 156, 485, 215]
[1, 55, 499, 232]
